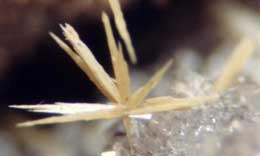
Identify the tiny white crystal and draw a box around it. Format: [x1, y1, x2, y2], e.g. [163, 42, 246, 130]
[101, 151, 116, 156]
[129, 114, 152, 120]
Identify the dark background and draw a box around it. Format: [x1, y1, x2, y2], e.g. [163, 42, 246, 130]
[0, 0, 213, 119]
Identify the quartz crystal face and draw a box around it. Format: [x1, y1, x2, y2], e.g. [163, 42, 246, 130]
[115, 74, 260, 156]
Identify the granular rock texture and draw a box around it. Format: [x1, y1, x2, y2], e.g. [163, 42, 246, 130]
[114, 75, 260, 156]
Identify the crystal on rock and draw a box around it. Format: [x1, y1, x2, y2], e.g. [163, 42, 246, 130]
[115, 74, 260, 156]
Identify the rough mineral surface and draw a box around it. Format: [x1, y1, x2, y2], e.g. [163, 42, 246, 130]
[114, 75, 260, 156]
